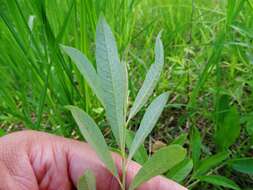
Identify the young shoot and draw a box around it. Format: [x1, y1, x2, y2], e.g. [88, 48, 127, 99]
[61, 16, 186, 190]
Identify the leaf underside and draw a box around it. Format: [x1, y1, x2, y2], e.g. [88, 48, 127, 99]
[96, 16, 125, 148]
[67, 106, 117, 175]
[128, 32, 164, 121]
[128, 92, 169, 160]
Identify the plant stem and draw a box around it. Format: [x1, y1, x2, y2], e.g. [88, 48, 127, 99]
[121, 121, 128, 190]
[121, 155, 127, 190]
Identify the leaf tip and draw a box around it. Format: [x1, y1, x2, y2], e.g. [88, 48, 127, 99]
[157, 30, 163, 39]
[59, 44, 67, 51]
[65, 105, 76, 112]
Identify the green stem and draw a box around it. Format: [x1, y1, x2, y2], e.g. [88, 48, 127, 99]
[122, 155, 127, 190]
[121, 121, 128, 190]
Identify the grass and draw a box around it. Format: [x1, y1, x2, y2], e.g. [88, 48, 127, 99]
[0, 0, 253, 189]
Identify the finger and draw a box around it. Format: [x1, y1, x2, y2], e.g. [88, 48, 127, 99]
[0, 132, 39, 190]
[1, 131, 187, 190]
[64, 136, 187, 190]
[65, 139, 121, 190]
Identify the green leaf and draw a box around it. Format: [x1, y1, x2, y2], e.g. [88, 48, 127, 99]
[78, 169, 96, 190]
[215, 106, 241, 150]
[0, 129, 6, 137]
[198, 175, 241, 190]
[190, 126, 202, 168]
[129, 145, 186, 190]
[128, 32, 164, 121]
[215, 94, 230, 126]
[67, 106, 117, 175]
[166, 158, 193, 183]
[194, 151, 229, 177]
[229, 158, 253, 175]
[125, 129, 148, 164]
[128, 92, 169, 160]
[60, 45, 103, 104]
[95, 16, 125, 148]
[171, 133, 188, 146]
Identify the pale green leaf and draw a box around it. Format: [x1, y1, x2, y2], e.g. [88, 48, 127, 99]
[60, 45, 103, 104]
[95, 16, 125, 148]
[78, 169, 96, 190]
[128, 92, 169, 160]
[166, 159, 193, 183]
[198, 175, 241, 190]
[67, 106, 117, 175]
[128, 32, 164, 120]
[129, 145, 186, 190]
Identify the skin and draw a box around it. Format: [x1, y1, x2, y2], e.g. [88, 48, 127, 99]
[0, 131, 187, 190]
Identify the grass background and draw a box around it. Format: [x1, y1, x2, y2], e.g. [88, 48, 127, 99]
[0, 0, 253, 189]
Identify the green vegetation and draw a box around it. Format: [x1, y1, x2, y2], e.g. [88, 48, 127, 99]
[0, 0, 253, 189]
[65, 17, 186, 189]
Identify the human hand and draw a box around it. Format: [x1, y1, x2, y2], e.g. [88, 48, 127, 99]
[0, 131, 187, 190]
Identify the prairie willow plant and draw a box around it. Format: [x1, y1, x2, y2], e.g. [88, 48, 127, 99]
[61, 16, 186, 190]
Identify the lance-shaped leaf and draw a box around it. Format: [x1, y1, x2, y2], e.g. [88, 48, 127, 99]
[190, 126, 202, 169]
[194, 151, 229, 177]
[128, 32, 164, 121]
[128, 92, 169, 160]
[166, 158, 193, 183]
[229, 157, 253, 175]
[78, 170, 96, 190]
[215, 106, 241, 151]
[198, 175, 241, 190]
[67, 106, 117, 175]
[96, 16, 125, 148]
[60, 45, 103, 104]
[129, 145, 186, 190]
